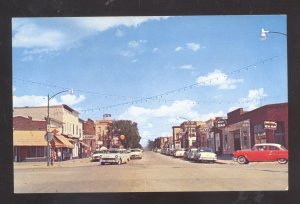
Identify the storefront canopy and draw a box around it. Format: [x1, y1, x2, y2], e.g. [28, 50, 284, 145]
[55, 135, 75, 149]
[13, 130, 47, 146]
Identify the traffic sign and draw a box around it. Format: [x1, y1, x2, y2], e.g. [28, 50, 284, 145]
[45, 132, 53, 142]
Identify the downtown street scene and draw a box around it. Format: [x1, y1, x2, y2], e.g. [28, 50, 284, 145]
[12, 15, 288, 193]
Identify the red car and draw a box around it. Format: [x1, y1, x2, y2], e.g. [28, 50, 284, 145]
[233, 143, 288, 164]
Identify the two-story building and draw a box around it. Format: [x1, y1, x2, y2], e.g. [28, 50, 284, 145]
[95, 120, 112, 149]
[14, 104, 82, 159]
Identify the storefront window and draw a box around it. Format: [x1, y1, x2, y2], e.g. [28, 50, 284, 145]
[27, 147, 46, 158]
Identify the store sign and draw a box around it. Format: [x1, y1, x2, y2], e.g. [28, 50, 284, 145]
[83, 135, 95, 139]
[200, 127, 209, 133]
[216, 119, 226, 128]
[264, 121, 277, 130]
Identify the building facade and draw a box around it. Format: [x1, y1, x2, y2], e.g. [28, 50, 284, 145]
[223, 103, 288, 155]
[82, 118, 96, 156]
[95, 120, 112, 149]
[14, 105, 81, 158]
[172, 126, 181, 149]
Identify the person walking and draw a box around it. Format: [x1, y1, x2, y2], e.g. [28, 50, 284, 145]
[57, 150, 62, 162]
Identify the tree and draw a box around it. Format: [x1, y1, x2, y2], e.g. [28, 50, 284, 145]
[146, 139, 156, 150]
[108, 120, 142, 149]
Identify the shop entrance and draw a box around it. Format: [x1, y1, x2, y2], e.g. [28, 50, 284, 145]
[274, 121, 286, 147]
[233, 131, 241, 151]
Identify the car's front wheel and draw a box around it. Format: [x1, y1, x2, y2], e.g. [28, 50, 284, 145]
[237, 156, 248, 164]
[277, 158, 288, 164]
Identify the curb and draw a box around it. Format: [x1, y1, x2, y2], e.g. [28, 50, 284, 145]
[14, 165, 63, 169]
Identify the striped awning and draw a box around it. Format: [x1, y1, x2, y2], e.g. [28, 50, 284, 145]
[55, 135, 74, 148]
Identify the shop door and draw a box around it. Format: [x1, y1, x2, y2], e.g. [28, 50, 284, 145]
[274, 122, 285, 147]
[234, 133, 241, 151]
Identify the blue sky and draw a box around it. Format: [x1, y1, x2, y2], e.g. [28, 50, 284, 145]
[12, 16, 287, 146]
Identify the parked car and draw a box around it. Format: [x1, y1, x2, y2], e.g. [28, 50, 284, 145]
[166, 148, 175, 156]
[233, 143, 288, 164]
[156, 148, 161, 153]
[173, 149, 185, 157]
[90, 150, 107, 162]
[130, 148, 143, 159]
[193, 148, 217, 163]
[99, 148, 130, 165]
[184, 148, 198, 160]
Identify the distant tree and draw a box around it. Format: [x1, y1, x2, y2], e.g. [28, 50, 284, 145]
[146, 139, 156, 150]
[108, 120, 142, 149]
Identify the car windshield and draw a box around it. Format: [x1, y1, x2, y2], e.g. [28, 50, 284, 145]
[198, 148, 212, 152]
[131, 149, 141, 152]
[107, 149, 120, 153]
[279, 145, 287, 150]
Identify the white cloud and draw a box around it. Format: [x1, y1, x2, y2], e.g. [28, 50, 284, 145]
[131, 59, 138, 63]
[13, 86, 16, 92]
[238, 88, 267, 111]
[196, 69, 243, 90]
[152, 48, 159, 52]
[60, 94, 86, 106]
[13, 95, 49, 107]
[128, 40, 147, 48]
[12, 17, 169, 57]
[115, 29, 124, 37]
[128, 40, 140, 48]
[186, 42, 201, 51]
[179, 64, 194, 70]
[13, 22, 67, 50]
[74, 16, 170, 32]
[174, 46, 183, 52]
[13, 94, 86, 107]
[118, 100, 225, 147]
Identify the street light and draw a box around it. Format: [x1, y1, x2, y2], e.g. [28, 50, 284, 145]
[46, 89, 73, 166]
[260, 28, 287, 40]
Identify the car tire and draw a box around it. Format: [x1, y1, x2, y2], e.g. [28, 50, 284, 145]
[118, 159, 122, 165]
[237, 156, 248, 164]
[277, 158, 288, 164]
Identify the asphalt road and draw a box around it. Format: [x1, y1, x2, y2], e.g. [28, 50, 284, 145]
[14, 151, 288, 193]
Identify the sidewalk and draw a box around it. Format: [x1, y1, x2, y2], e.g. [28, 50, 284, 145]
[14, 158, 95, 169]
[216, 154, 236, 165]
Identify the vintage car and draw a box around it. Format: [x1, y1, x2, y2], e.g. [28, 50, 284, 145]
[184, 148, 198, 160]
[173, 149, 185, 157]
[233, 143, 288, 164]
[130, 148, 143, 159]
[99, 148, 130, 165]
[193, 148, 217, 163]
[90, 150, 107, 162]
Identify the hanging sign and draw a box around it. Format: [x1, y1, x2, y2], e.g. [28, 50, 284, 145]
[216, 119, 227, 128]
[264, 121, 277, 130]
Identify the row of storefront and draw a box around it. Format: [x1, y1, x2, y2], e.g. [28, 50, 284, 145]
[165, 103, 288, 155]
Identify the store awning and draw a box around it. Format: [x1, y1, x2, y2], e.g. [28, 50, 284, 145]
[13, 130, 47, 146]
[55, 135, 75, 148]
[80, 142, 90, 148]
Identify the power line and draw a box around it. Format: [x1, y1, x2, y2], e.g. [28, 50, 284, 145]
[80, 56, 279, 112]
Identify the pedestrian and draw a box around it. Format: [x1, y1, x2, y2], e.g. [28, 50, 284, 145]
[57, 150, 62, 162]
[51, 150, 57, 166]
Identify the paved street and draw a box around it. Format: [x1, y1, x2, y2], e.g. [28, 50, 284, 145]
[14, 151, 288, 193]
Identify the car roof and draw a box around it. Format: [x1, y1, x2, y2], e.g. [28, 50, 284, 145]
[255, 143, 282, 147]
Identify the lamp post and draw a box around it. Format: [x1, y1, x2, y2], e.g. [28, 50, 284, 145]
[46, 89, 73, 166]
[260, 28, 287, 40]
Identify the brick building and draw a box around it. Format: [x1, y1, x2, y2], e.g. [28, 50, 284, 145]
[82, 118, 96, 156]
[222, 103, 288, 155]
